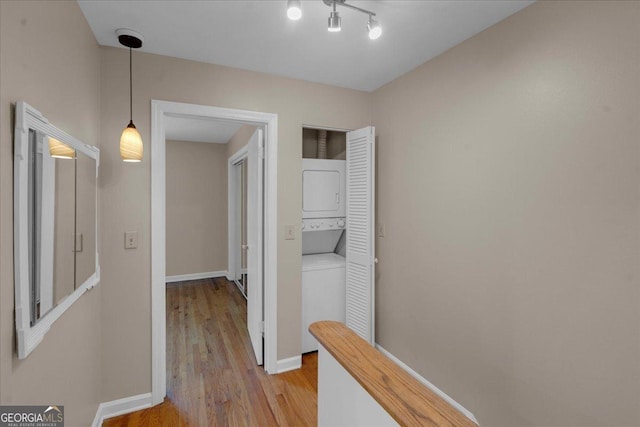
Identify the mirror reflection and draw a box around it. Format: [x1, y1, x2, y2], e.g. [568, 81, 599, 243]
[29, 130, 76, 324]
[75, 150, 97, 289]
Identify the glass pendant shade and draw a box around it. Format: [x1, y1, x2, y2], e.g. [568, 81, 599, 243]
[120, 121, 143, 162]
[49, 137, 75, 159]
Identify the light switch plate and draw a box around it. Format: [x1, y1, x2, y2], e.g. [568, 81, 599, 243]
[284, 225, 295, 240]
[125, 231, 138, 249]
[377, 223, 386, 237]
[73, 233, 83, 252]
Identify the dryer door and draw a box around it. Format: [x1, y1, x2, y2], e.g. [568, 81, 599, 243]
[302, 159, 345, 218]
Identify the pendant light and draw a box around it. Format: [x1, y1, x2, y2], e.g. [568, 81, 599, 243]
[116, 29, 144, 162]
[48, 137, 75, 159]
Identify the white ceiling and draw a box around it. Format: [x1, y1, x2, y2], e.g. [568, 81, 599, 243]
[78, 0, 534, 92]
[165, 115, 243, 144]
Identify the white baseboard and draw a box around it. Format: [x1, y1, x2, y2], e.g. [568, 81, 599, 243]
[165, 270, 228, 283]
[375, 344, 479, 425]
[92, 392, 153, 427]
[276, 355, 302, 373]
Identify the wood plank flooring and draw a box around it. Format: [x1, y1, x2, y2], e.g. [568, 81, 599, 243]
[103, 278, 317, 427]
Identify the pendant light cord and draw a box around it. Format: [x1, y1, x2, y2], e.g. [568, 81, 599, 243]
[129, 47, 133, 123]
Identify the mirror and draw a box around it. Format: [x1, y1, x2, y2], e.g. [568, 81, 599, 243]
[14, 101, 100, 359]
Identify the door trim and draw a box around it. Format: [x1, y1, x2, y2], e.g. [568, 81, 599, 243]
[151, 100, 278, 405]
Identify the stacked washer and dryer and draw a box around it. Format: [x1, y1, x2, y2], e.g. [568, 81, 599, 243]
[301, 157, 347, 353]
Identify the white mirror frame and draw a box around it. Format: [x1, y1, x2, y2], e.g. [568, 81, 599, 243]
[13, 101, 100, 359]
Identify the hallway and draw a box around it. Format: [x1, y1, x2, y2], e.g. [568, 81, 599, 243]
[104, 278, 317, 426]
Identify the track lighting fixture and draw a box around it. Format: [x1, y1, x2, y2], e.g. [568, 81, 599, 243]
[116, 28, 144, 162]
[287, 0, 302, 20]
[286, 0, 381, 39]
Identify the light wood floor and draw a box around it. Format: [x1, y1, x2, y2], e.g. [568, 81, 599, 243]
[104, 278, 317, 427]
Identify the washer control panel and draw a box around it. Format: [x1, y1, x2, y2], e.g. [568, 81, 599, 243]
[302, 217, 346, 232]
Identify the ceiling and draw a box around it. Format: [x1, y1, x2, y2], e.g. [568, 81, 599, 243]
[165, 116, 242, 144]
[78, 0, 534, 92]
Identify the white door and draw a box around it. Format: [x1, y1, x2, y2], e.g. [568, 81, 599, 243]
[345, 126, 376, 344]
[247, 129, 264, 365]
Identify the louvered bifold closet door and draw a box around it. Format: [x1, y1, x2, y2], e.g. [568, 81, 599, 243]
[346, 126, 375, 344]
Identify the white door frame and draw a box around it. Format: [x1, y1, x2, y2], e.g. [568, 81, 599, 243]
[151, 100, 278, 405]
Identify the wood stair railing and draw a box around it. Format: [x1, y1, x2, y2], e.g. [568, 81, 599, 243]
[310, 321, 477, 427]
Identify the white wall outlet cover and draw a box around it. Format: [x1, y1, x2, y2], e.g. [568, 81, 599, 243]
[125, 231, 138, 249]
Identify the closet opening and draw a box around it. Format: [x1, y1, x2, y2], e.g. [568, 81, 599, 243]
[300, 125, 376, 355]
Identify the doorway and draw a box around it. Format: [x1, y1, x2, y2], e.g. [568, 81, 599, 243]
[151, 100, 278, 405]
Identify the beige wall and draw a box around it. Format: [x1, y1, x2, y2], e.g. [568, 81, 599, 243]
[372, 1, 640, 426]
[3, 3, 636, 426]
[226, 124, 257, 159]
[98, 47, 370, 401]
[0, 1, 102, 426]
[166, 140, 228, 276]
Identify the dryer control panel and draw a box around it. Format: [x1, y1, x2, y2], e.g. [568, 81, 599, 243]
[302, 217, 346, 232]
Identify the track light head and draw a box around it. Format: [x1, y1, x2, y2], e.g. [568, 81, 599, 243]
[328, 11, 342, 32]
[367, 17, 382, 40]
[287, 0, 302, 20]
[328, 1, 341, 32]
[328, 11, 341, 32]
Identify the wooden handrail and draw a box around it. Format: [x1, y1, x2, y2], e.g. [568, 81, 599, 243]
[310, 321, 477, 427]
